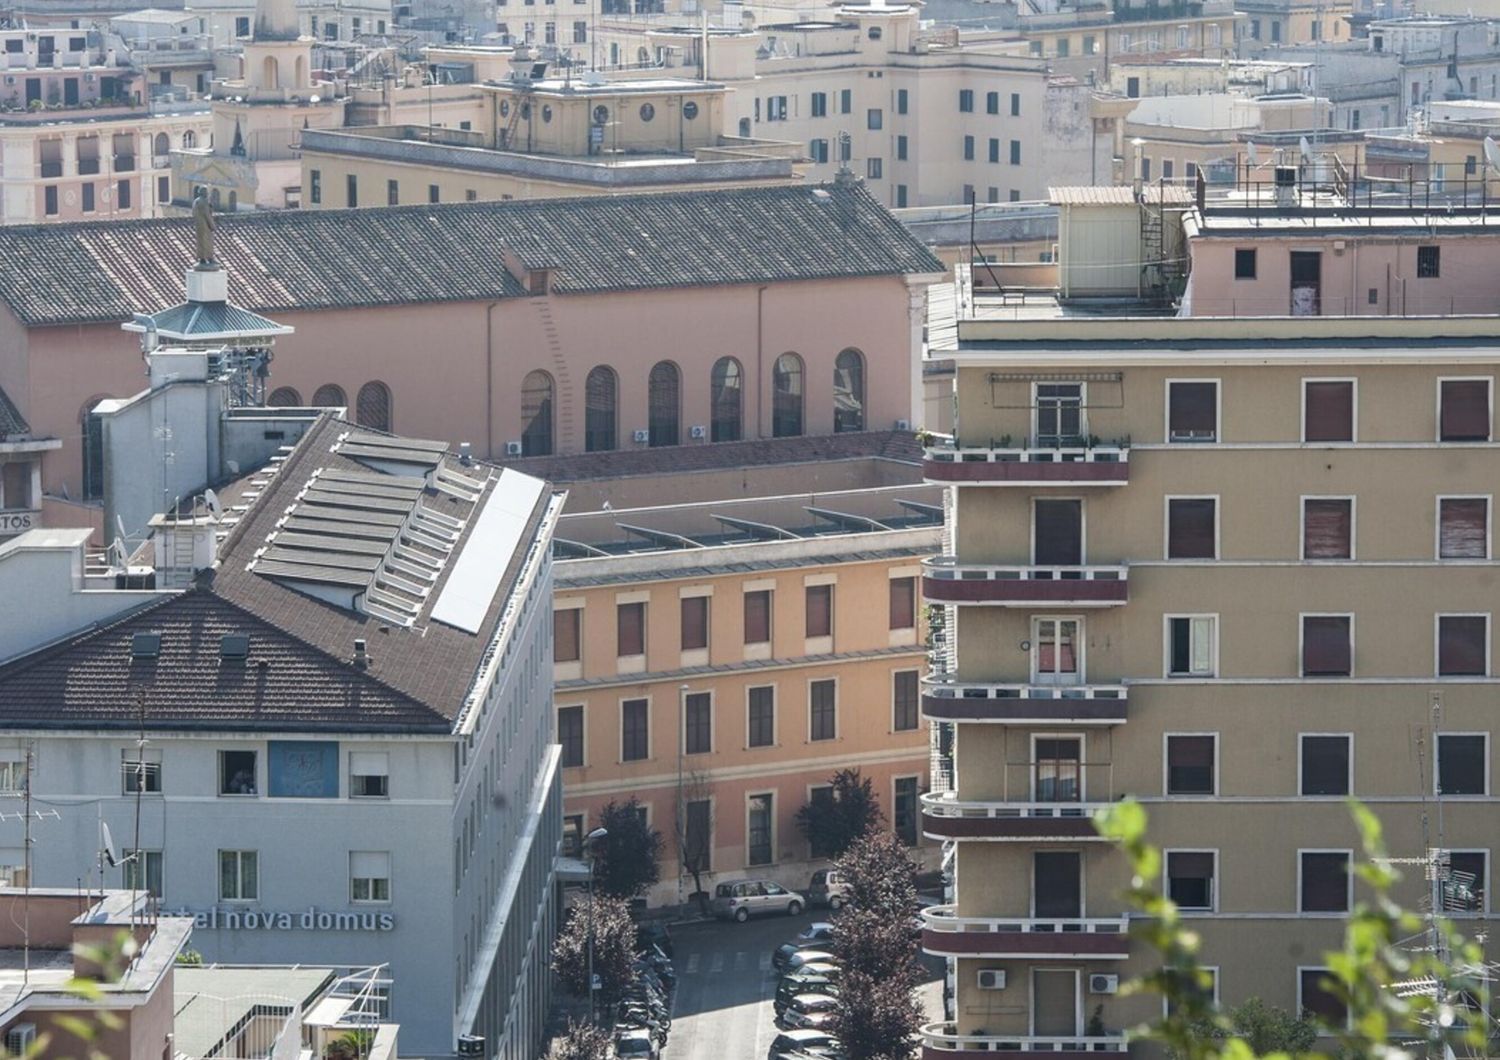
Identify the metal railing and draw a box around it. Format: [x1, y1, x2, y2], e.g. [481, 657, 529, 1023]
[922, 1024, 1129, 1053]
[921, 793, 1108, 821]
[922, 907, 1128, 935]
[926, 444, 1128, 465]
[923, 559, 1128, 583]
[922, 679, 1128, 701]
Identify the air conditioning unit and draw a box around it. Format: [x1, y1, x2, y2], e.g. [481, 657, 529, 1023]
[976, 969, 1006, 990]
[894, 418, 910, 431]
[632, 429, 650, 443]
[6, 1024, 37, 1054]
[1089, 974, 1119, 995]
[689, 424, 706, 440]
[504, 440, 522, 456]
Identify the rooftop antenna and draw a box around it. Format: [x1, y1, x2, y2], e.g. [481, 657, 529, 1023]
[204, 487, 223, 521]
[0, 743, 61, 987]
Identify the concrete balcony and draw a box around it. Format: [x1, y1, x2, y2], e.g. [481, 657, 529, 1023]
[921, 1024, 1128, 1060]
[921, 793, 1111, 841]
[921, 907, 1130, 959]
[921, 678, 1128, 724]
[923, 559, 1128, 607]
[924, 444, 1129, 486]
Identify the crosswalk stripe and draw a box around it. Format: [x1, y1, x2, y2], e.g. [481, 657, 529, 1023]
[733, 951, 747, 970]
[685, 953, 700, 975]
[759, 952, 773, 971]
[709, 952, 725, 973]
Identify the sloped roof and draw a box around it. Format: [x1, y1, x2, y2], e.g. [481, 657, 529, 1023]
[0, 385, 27, 439]
[124, 300, 292, 342]
[0, 183, 944, 328]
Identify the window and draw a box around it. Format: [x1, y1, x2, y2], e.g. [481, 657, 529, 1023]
[1302, 615, 1352, 677]
[895, 185, 907, 207]
[44, 185, 57, 216]
[709, 357, 743, 442]
[1167, 498, 1217, 560]
[1162, 160, 1174, 181]
[355, 381, 391, 432]
[839, 89, 851, 114]
[1166, 851, 1215, 910]
[346, 173, 358, 207]
[748, 686, 775, 747]
[1439, 498, 1489, 559]
[867, 108, 882, 130]
[311, 384, 345, 408]
[1166, 734, 1215, 795]
[585, 366, 618, 452]
[894, 776, 918, 845]
[988, 138, 999, 164]
[520, 370, 554, 456]
[684, 799, 712, 873]
[985, 91, 999, 114]
[219, 750, 257, 796]
[617, 601, 645, 657]
[958, 89, 973, 112]
[896, 89, 908, 114]
[1166, 616, 1216, 677]
[1300, 969, 1347, 1027]
[1447, 851, 1486, 912]
[1011, 92, 1021, 116]
[806, 584, 833, 639]
[1303, 498, 1353, 560]
[621, 699, 649, 762]
[676, 596, 709, 654]
[1056, 36, 1069, 56]
[121, 750, 161, 794]
[386, 179, 399, 206]
[1300, 851, 1350, 912]
[122, 850, 163, 897]
[1234, 248, 1256, 279]
[267, 742, 337, 798]
[811, 91, 826, 117]
[809, 138, 829, 164]
[218, 850, 258, 901]
[648, 360, 681, 447]
[1083, 35, 1096, 54]
[810, 679, 836, 740]
[1417, 245, 1440, 278]
[889, 577, 915, 630]
[866, 157, 882, 180]
[309, 169, 321, 204]
[118, 180, 131, 210]
[350, 851, 391, 903]
[0, 755, 24, 795]
[1010, 140, 1021, 165]
[1303, 380, 1354, 442]
[1438, 734, 1487, 795]
[684, 692, 712, 754]
[81, 182, 94, 213]
[1168, 380, 1218, 442]
[833, 348, 865, 432]
[1036, 383, 1083, 445]
[772, 353, 804, 437]
[350, 752, 389, 798]
[744, 590, 772, 645]
[157, 176, 169, 205]
[558, 705, 584, 768]
[1440, 379, 1491, 441]
[806, 785, 834, 858]
[573, 20, 586, 42]
[1438, 615, 1489, 676]
[748, 793, 773, 865]
[893, 670, 919, 731]
[896, 135, 907, 161]
[267, 387, 301, 408]
[554, 609, 580, 664]
[1301, 735, 1351, 796]
[963, 135, 975, 161]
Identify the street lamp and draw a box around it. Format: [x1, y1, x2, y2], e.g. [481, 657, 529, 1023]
[585, 826, 608, 1023]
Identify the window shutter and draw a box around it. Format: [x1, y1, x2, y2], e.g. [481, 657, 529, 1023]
[1439, 499, 1488, 558]
[744, 591, 771, 644]
[1438, 616, 1487, 676]
[1301, 736, 1348, 795]
[1167, 735, 1215, 793]
[349, 752, 388, 776]
[1169, 851, 1215, 879]
[1301, 852, 1349, 912]
[1168, 499, 1217, 559]
[350, 851, 389, 878]
[681, 596, 708, 651]
[806, 586, 832, 638]
[1190, 617, 1214, 673]
[1441, 380, 1490, 441]
[889, 577, 915, 630]
[554, 609, 580, 662]
[1303, 616, 1351, 676]
[1169, 382, 1217, 439]
[1304, 382, 1354, 442]
[617, 603, 644, 656]
[1034, 500, 1083, 565]
[1303, 499, 1352, 559]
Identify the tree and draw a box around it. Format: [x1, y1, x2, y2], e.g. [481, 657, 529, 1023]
[1181, 998, 1319, 1056]
[593, 798, 664, 899]
[829, 968, 924, 1060]
[676, 770, 714, 913]
[547, 1019, 613, 1060]
[832, 827, 918, 922]
[552, 893, 637, 1005]
[796, 768, 884, 862]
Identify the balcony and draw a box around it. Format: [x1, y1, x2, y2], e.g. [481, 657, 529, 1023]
[922, 678, 1128, 724]
[923, 559, 1128, 607]
[921, 793, 1111, 841]
[113, 154, 135, 172]
[39, 161, 62, 178]
[921, 1024, 1128, 1060]
[920, 907, 1130, 960]
[77, 158, 100, 175]
[924, 444, 1129, 486]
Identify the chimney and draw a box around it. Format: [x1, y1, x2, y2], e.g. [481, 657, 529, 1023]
[353, 639, 370, 669]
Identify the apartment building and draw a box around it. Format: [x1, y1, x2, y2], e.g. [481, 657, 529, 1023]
[919, 310, 1500, 1057]
[512, 433, 939, 906]
[1238, 0, 1353, 51]
[1118, 92, 1334, 185]
[1009, 0, 1239, 80]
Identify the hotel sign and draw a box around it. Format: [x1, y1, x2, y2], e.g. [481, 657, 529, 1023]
[164, 906, 396, 932]
[0, 510, 37, 535]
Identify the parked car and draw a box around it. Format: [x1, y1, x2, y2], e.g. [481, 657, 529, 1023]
[711, 879, 806, 922]
[768, 1029, 839, 1060]
[778, 961, 840, 989]
[775, 972, 839, 1015]
[772, 923, 836, 972]
[777, 993, 840, 1030]
[614, 1028, 660, 1060]
[808, 868, 851, 910]
[781, 949, 836, 975]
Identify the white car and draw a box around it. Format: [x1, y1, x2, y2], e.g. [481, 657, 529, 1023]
[778, 992, 839, 1030]
[614, 1029, 659, 1060]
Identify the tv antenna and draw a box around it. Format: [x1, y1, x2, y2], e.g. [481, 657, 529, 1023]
[0, 742, 61, 986]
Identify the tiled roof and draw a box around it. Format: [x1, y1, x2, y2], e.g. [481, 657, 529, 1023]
[0, 385, 27, 439]
[0, 183, 944, 328]
[501, 429, 923, 483]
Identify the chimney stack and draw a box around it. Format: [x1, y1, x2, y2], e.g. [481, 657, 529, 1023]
[353, 639, 370, 669]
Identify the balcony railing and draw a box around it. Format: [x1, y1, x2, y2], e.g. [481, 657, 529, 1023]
[921, 907, 1130, 959]
[921, 793, 1112, 841]
[924, 444, 1129, 485]
[114, 154, 135, 171]
[922, 677, 1128, 723]
[921, 1024, 1128, 1059]
[39, 161, 62, 178]
[77, 158, 100, 175]
[923, 559, 1128, 606]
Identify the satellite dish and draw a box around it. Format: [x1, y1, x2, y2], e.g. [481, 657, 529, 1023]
[116, 515, 128, 542]
[1299, 135, 1312, 161]
[1484, 136, 1500, 174]
[109, 536, 127, 567]
[204, 488, 223, 520]
[1246, 141, 1259, 167]
[100, 821, 120, 869]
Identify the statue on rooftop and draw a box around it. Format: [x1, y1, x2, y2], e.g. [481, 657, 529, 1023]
[192, 187, 216, 268]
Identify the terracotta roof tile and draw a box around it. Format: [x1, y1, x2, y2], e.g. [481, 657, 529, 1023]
[0, 385, 27, 439]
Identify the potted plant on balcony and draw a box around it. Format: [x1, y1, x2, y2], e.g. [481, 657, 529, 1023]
[324, 1029, 374, 1060]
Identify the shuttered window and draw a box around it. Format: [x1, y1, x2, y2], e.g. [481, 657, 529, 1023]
[1438, 734, 1486, 795]
[1302, 615, 1352, 677]
[747, 686, 775, 747]
[1440, 380, 1490, 441]
[557, 706, 583, 768]
[1438, 615, 1488, 676]
[1304, 381, 1354, 442]
[1439, 498, 1489, 559]
[744, 590, 772, 645]
[1300, 735, 1350, 796]
[617, 602, 645, 657]
[1168, 381, 1218, 442]
[681, 596, 709, 652]
[810, 679, 836, 740]
[554, 609, 580, 663]
[684, 692, 712, 754]
[1167, 498, 1217, 559]
[1303, 498, 1352, 559]
[1300, 851, 1350, 912]
[889, 577, 916, 630]
[892, 670, 919, 731]
[1034, 499, 1083, 565]
[1166, 851, 1215, 910]
[806, 585, 833, 639]
[621, 699, 649, 762]
[1166, 735, 1215, 795]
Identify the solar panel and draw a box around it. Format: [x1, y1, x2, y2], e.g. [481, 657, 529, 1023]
[430, 469, 546, 634]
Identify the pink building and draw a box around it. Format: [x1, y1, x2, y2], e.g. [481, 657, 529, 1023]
[0, 181, 941, 533]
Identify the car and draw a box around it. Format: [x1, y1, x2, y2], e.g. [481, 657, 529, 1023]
[614, 1028, 660, 1060]
[781, 949, 836, 975]
[776, 992, 840, 1030]
[768, 1029, 839, 1060]
[711, 879, 807, 922]
[808, 868, 851, 910]
[771, 924, 835, 972]
[775, 973, 838, 1015]
[779, 961, 840, 988]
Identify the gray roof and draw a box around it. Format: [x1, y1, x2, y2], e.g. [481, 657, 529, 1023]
[124, 300, 293, 342]
[0, 183, 944, 328]
[0, 386, 27, 439]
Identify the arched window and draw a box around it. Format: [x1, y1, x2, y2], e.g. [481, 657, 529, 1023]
[356, 381, 392, 432]
[647, 360, 680, 448]
[152, 132, 168, 157]
[267, 386, 301, 407]
[311, 384, 346, 408]
[772, 352, 804, 438]
[182, 130, 196, 149]
[584, 366, 617, 453]
[228, 190, 238, 211]
[710, 357, 743, 443]
[520, 370, 554, 457]
[833, 348, 866, 433]
[262, 55, 279, 89]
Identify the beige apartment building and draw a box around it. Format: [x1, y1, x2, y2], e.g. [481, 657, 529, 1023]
[918, 307, 1500, 1056]
[518, 433, 939, 906]
[1010, 0, 1238, 80]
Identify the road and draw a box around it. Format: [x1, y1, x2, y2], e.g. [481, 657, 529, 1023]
[661, 910, 943, 1060]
